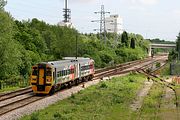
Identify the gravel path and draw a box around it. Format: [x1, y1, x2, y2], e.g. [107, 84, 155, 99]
[130, 80, 153, 111]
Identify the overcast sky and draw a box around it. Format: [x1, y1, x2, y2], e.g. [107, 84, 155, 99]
[4, 0, 180, 41]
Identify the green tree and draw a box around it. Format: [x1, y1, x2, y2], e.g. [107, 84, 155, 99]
[130, 38, 136, 49]
[0, 11, 22, 79]
[168, 49, 177, 61]
[176, 32, 180, 60]
[121, 31, 129, 47]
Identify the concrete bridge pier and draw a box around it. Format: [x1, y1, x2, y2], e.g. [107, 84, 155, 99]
[148, 46, 152, 57]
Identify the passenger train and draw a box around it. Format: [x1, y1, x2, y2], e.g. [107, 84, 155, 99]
[30, 58, 95, 94]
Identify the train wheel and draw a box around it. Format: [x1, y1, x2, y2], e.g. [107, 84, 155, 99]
[89, 76, 93, 81]
[75, 79, 78, 86]
[67, 82, 72, 88]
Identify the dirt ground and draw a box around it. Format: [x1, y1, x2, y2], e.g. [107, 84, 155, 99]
[130, 80, 153, 111]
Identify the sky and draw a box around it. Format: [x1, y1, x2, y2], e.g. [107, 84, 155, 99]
[4, 0, 180, 41]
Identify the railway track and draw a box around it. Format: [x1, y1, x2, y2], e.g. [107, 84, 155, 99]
[0, 55, 167, 117]
[95, 56, 166, 79]
[136, 65, 179, 120]
[0, 95, 43, 116]
[0, 87, 32, 102]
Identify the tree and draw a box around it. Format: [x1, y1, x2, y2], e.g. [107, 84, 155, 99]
[121, 31, 129, 47]
[130, 38, 136, 49]
[0, 11, 22, 79]
[176, 32, 180, 60]
[0, 0, 6, 9]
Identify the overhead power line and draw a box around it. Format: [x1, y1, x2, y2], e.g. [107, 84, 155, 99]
[92, 5, 110, 43]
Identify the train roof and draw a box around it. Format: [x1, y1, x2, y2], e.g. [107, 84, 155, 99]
[40, 58, 94, 68]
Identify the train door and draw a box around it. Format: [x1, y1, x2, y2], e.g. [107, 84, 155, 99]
[78, 63, 81, 78]
[38, 64, 46, 86]
[75, 63, 78, 78]
[39, 68, 44, 85]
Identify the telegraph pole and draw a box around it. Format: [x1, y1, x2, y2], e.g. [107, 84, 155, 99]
[92, 5, 110, 43]
[76, 35, 78, 59]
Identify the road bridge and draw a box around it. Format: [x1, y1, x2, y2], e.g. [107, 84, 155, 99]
[148, 43, 176, 56]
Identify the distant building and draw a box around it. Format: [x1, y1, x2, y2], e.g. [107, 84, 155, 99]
[58, 22, 73, 28]
[105, 14, 123, 34]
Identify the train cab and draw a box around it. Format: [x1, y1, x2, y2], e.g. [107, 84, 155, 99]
[30, 63, 54, 94]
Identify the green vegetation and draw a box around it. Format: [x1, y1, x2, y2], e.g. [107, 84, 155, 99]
[168, 32, 179, 61]
[160, 63, 170, 76]
[21, 73, 146, 120]
[176, 32, 180, 60]
[137, 83, 165, 120]
[155, 62, 161, 68]
[0, 86, 20, 92]
[149, 38, 175, 44]
[0, 2, 149, 90]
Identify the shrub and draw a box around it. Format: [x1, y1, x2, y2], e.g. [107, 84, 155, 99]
[99, 82, 108, 88]
[156, 62, 161, 68]
[30, 113, 39, 120]
[70, 93, 75, 99]
[53, 112, 62, 119]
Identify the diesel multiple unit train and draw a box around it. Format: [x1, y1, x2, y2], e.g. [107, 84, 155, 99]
[30, 58, 95, 94]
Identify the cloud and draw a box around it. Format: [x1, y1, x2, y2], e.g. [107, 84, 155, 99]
[131, 0, 159, 5]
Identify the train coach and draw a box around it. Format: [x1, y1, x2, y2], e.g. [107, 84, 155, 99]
[30, 58, 95, 94]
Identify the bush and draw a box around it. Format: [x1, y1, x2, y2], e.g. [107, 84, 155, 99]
[156, 62, 161, 68]
[53, 112, 62, 119]
[99, 82, 108, 88]
[30, 113, 39, 120]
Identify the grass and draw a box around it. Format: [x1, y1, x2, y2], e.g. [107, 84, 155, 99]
[159, 63, 170, 76]
[0, 86, 20, 93]
[137, 83, 165, 120]
[21, 73, 146, 120]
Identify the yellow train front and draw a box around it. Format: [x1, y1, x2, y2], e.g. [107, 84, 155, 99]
[30, 58, 95, 94]
[30, 63, 53, 94]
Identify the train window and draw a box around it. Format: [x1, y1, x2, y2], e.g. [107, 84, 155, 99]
[62, 70, 65, 76]
[65, 70, 68, 75]
[61, 71, 63, 76]
[32, 69, 38, 76]
[60, 71, 62, 77]
[47, 68, 51, 70]
[67, 69, 70, 75]
[57, 71, 59, 77]
[46, 71, 52, 76]
[53, 72, 55, 78]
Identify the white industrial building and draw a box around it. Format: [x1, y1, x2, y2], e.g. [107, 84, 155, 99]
[105, 14, 123, 34]
[58, 22, 73, 28]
